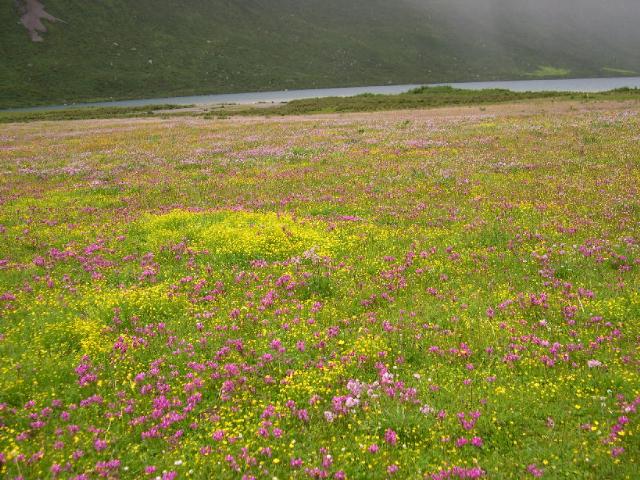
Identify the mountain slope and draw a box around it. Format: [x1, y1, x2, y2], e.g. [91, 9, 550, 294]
[2, 0, 640, 108]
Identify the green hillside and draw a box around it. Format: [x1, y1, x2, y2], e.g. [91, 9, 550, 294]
[2, 0, 640, 108]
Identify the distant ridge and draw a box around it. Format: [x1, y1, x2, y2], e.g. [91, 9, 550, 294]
[1, 0, 639, 108]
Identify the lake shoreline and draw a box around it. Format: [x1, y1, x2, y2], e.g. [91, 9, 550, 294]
[5, 76, 640, 113]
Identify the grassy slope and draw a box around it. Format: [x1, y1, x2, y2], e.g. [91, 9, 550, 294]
[2, 0, 640, 108]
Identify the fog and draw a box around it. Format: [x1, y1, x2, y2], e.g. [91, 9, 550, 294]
[409, 0, 640, 44]
[398, 0, 640, 71]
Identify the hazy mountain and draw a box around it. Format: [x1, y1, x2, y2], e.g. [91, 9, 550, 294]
[2, 0, 639, 108]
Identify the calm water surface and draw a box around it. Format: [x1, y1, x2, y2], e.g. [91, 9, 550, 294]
[12, 77, 640, 111]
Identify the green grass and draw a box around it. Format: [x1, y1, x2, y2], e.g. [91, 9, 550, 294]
[4, 87, 640, 124]
[2, 0, 640, 108]
[210, 87, 640, 117]
[526, 66, 571, 78]
[602, 67, 638, 76]
[0, 104, 188, 123]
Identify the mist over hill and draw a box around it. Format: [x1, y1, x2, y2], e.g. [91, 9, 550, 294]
[2, 0, 639, 108]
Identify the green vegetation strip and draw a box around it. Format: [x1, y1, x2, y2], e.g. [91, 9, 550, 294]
[0, 104, 189, 123]
[3, 87, 640, 123]
[217, 87, 640, 117]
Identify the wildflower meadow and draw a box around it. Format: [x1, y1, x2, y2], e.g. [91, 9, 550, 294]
[0, 104, 639, 479]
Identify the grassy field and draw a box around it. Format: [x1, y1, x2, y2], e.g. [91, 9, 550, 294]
[0, 101, 639, 479]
